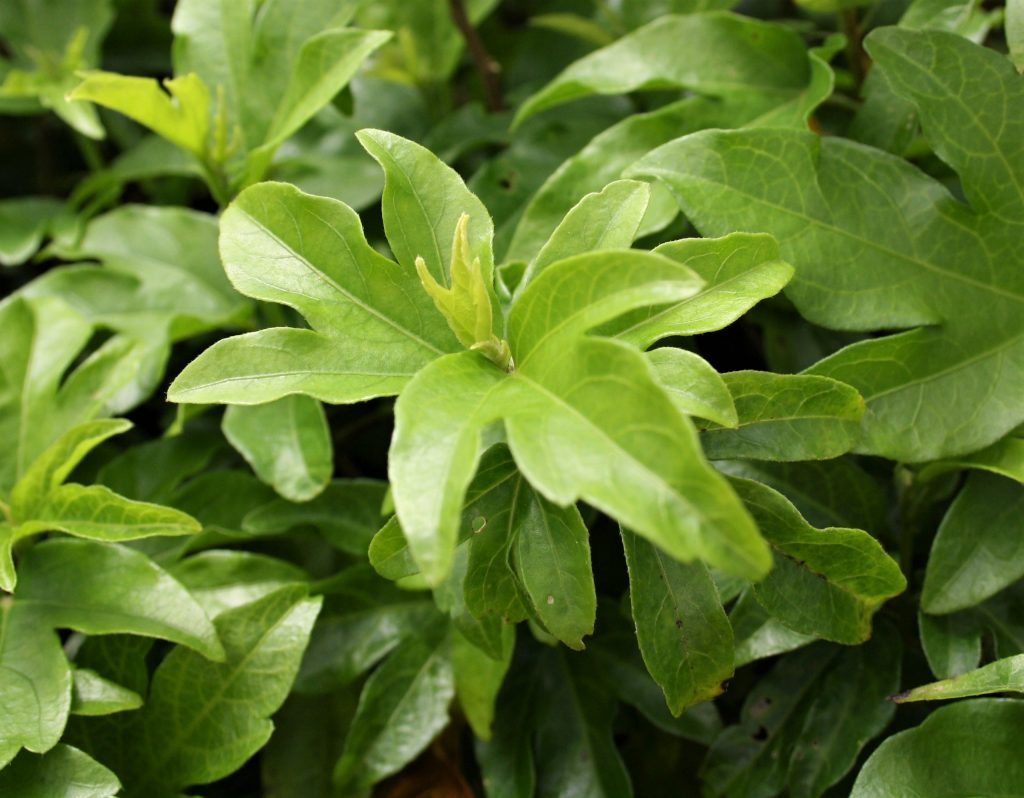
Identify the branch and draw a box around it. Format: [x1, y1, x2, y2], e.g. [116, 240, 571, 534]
[448, 0, 504, 112]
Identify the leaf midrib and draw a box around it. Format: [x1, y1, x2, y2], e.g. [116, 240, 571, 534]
[237, 207, 446, 357]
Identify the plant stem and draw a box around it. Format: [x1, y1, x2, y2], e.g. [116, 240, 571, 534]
[840, 7, 867, 91]
[448, 0, 504, 112]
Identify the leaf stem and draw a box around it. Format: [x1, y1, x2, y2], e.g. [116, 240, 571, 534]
[448, 0, 504, 112]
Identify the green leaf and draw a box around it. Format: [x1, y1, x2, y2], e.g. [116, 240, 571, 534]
[168, 181, 456, 405]
[243, 479, 388, 555]
[608, 233, 793, 346]
[356, 128, 496, 287]
[0, 296, 157, 494]
[246, 28, 391, 175]
[70, 669, 143, 717]
[532, 649, 633, 798]
[16, 539, 223, 660]
[922, 472, 1024, 614]
[112, 587, 321, 797]
[521, 179, 651, 287]
[512, 491, 596, 650]
[896, 654, 1024, 703]
[586, 607, 723, 743]
[730, 477, 905, 644]
[222, 395, 332, 502]
[463, 449, 531, 623]
[715, 458, 888, 535]
[731, 590, 816, 667]
[71, 72, 211, 156]
[648, 348, 737, 428]
[0, 600, 71, 755]
[33, 204, 246, 341]
[705, 628, 900, 798]
[850, 699, 1024, 797]
[169, 551, 308, 620]
[9, 418, 132, 517]
[0, 744, 120, 798]
[514, 13, 812, 125]
[17, 483, 201, 541]
[622, 529, 733, 714]
[295, 565, 434, 693]
[0, 197, 69, 266]
[475, 658, 538, 798]
[452, 625, 513, 739]
[700, 372, 864, 461]
[334, 628, 454, 790]
[632, 29, 1024, 461]
[919, 612, 982, 680]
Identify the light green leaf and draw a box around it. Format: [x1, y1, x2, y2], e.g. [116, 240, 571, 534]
[388, 351, 506, 585]
[243, 479, 388, 555]
[71, 669, 143, 717]
[633, 29, 1024, 462]
[222, 395, 332, 502]
[0, 600, 71, 755]
[17, 483, 201, 541]
[415, 213, 510, 369]
[168, 181, 456, 405]
[514, 13, 811, 125]
[113, 587, 321, 797]
[521, 179, 651, 287]
[705, 628, 900, 798]
[512, 492, 595, 650]
[0, 744, 120, 798]
[648, 348, 737, 428]
[896, 654, 1024, 703]
[622, 529, 733, 714]
[1010, 0, 1024, 72]
[508, 249, 704, 365]
[730, 590, 815, 667]
[392, 339, 770, 587]
[919, 611, 982, 680]
[10, 418, 132, 517]
[452, 625, 513, 740]
[700, 372, 864, 461]
[0, 525, 13, 592]
[608, 234, 793, 346]
[731, 477, 905, 644]
[356, 128, 496, 287]
[334, 628, 454, 790]
[918, 426, 1024, 483]
[850, 699, 1024, 797]
[71, 72, 211, 156]
[922, 472, 1024, 614]
[16, 539, 223, 660]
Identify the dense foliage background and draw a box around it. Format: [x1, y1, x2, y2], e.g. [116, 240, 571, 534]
[2, 0, 1023, 796]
